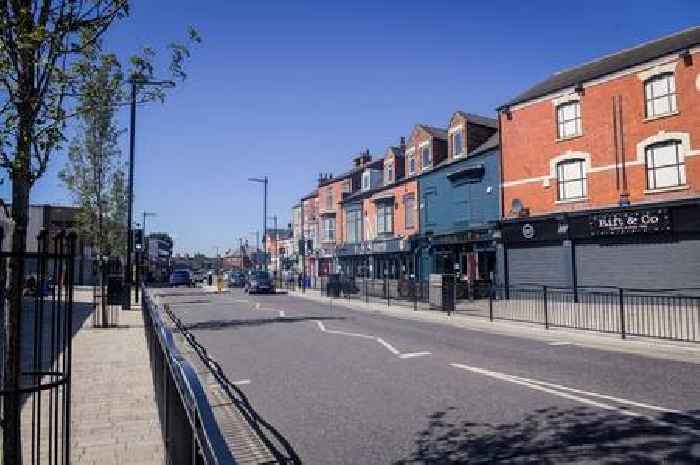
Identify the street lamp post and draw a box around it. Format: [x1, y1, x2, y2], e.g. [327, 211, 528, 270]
[135, 211, 156, 303]
[248, 176, 268, 272]
[124, 78, 174, 309]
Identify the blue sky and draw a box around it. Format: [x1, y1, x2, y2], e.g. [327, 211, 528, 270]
[28, 0, 699, 255]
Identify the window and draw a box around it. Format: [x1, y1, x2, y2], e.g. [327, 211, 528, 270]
[342, 180, 351, 193]
[452, 129, 464, 157]
[421, 146, 431, 169]
[322, 217, 336, 242]
[645, 73, 676, 118]
[384, 160, 394, 185]
[556, 159, 586, 200]
[376, 202, 393, 235]
[362, 171, 371, 191]
[346, 207, 362, 243]
[407, 152, 416, 175]
[645, 140, 685, 190]
[325, 188, 333, 210]
[556, 101, 582, 139]
[404, 194, 415, 229]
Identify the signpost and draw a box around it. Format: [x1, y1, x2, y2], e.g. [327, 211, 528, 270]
[590, 208, 671, 237]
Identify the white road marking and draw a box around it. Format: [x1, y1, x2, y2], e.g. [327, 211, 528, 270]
[450, 363, 700, 436]
[398, 352, 432, 359]
[376, 338, 400, 355]
[255, 302, 261, 309]
[315, 321, 428, 358]
[548, 341, 572, 346]
[230, 299, 249, 303]
[231, 379, 251, 386]
[279, 310, 286, 317]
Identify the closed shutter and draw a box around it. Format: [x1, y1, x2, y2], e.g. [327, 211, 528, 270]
[576, 239, 700, 289]
[507, 245, 571, 287]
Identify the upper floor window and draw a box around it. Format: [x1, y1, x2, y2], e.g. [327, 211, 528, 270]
[342, 180, 351, 193]
[451, 129, 464, 157]
[421, 146, 431, 169]
[645, 73, 676, 118]
[556, 101, 581, 139]
[345, 207, 362, 243]
[384, 160, 394, 185]
[404, 194, 416, 229]
[556, 159, 586, 201]
[407, 152, 416, 175]
[645, 140, 685, 190]
[362, 171, 371, 191]
[322, 216, 336, 242]
[325, 189, 333, 210]
[376, 202, 393, 235]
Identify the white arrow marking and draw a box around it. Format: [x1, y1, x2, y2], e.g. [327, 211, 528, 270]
[399, 352, 432, 359]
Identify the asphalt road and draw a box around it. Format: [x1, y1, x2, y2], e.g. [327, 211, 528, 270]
[159, 288, 700, 464]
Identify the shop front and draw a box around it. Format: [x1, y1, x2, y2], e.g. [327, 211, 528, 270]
[500, 199, 700, 291]
[337, 237, 416, 279]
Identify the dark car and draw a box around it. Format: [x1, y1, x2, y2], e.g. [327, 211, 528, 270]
[245, 271, 275, 294]
[229, 272, 246, 288]
[169, 269, 193, 287]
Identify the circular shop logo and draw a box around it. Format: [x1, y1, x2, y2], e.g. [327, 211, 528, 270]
[522, 223, 535, 239]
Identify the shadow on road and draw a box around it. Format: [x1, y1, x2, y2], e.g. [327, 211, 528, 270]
[183, 315, 347, 331]
[394, 405, 700, 464]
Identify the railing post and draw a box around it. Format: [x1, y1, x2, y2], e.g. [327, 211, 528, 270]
[619, 287, 626, 339]
[387, 276, 390, 307]
[489, 285, 494, 322]
[543, 285, 549, 329]
[414, 280, 418, 311]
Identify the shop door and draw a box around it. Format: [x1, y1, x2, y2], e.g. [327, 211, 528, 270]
[507, 244, 571, 288]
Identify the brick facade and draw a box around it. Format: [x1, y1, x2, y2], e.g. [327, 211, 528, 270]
[500, 49, 700, 217]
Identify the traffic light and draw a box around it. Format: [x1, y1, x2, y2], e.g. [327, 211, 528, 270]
[133, 229, 144, 250]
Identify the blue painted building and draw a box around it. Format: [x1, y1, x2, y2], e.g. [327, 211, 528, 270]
[417, 119, 501, 294]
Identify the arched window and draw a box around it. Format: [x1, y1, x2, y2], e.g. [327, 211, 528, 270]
[645, 140, 685, 190]
[556, 159, 586, 201]
[644, 73, 676, 118]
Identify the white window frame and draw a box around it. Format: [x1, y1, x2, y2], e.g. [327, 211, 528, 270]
[384, 160, 394, 185]
[325, 188, 333, 210]
[362, 170, 371, 191]
[376, 202, 393, 235]
[556, 100, 582, 139]
[322, 216, 336, 242]
[407, 151, 416, 175]
[645, 140, 685, 190]
[556, 159, 587, 201]
[421, 145, 431, 169]
[403, 194, 416, 229]
[451, 128, 464, 157]
[345, 207, 362, 243]
[644, 73, 677, 119]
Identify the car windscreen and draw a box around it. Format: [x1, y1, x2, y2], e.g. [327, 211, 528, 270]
[173, 271, 190, 277]
[254, 272, 270, 281]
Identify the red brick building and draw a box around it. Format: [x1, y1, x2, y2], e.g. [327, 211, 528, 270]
[497, 26, 700, 290]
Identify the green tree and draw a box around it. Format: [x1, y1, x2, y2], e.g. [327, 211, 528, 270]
[0, 2, 200, 461]
[59, 52, 126, 261]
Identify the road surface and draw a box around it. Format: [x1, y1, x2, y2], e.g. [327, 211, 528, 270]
[158, 288, 700, 464]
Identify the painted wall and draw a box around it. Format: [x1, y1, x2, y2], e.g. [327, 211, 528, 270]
[418, 148, 501, 237]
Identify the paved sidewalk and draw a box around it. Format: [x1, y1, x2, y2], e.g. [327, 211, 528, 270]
[69, 291, 163, 465]
[289, 289, 700, 365]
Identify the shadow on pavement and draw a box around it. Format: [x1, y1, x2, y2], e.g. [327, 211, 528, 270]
[183, 315, 346, 331]
[394, 405, 700, 464]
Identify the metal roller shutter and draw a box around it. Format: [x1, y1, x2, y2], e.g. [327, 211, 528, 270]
[507, 245, 572, 287]
[576, 239, 700, 290]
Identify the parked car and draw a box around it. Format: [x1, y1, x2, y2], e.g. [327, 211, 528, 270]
[245, 271, 275, 294]
[229, 272, 246, 288]
[169, 269, 193, 287]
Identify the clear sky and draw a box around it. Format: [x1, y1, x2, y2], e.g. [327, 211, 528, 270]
[28, 0, 700, 255]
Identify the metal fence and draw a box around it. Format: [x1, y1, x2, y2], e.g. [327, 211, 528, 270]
[318, 275, 431, 310]
[491, 285, 700, 343]
[142, 287, 301, 464]
[0, 229, 77, 465]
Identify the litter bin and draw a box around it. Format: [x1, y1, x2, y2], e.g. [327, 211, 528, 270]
[327, 273, 341, 297]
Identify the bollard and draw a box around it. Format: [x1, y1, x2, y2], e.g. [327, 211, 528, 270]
[489, 286, 494, 322]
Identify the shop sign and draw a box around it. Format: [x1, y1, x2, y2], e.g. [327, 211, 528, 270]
[590, 208, 671, 236]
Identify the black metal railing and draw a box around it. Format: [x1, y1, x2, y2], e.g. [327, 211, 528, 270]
[142, 287, 301, 464]
[490, 285, 700, 343]
[1, 229, 77, 465]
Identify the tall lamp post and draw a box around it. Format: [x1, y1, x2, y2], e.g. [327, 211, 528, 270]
[135, 211, 156, 302]
[124, 77, 174, 309]
[248, 176, 268, 272]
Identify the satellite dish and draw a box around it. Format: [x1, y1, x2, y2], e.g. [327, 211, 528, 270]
[511, 198, 524, 215]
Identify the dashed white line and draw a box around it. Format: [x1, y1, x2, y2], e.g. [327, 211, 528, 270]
[316, 321, 374, 339]
[279, 310, 286, 317]
[548, 341, 572, 346]
[231, 379, 251, 386]
[398, 352, 432, 359]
